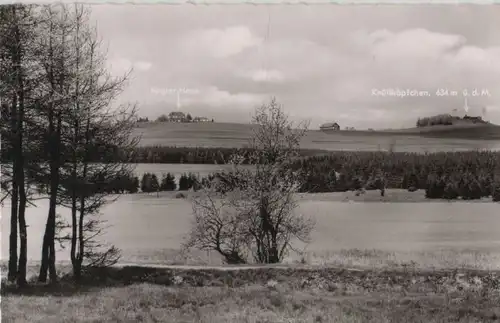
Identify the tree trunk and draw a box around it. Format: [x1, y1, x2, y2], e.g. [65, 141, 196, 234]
[39, 223, 49, 282]
[14, 26, 28, 286]
[39, 114, 54, 283]
[74, 119, 90, 281]
[48, 114, 63, 283]
[39, 188, 57, 282]
[8, 173, 18, 282]
[16, 111, 28, 286]
[77, 192, 85, 277]
[8, 92, 19, 282]
[70, 187, 78, 278]
[39, 114, 60, 283]
[268, 234, 279, 264]
[17, 188, 27, 286]
[70, 128, 78, 278]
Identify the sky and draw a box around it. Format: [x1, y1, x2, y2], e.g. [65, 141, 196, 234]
[90, 4, 500, 129]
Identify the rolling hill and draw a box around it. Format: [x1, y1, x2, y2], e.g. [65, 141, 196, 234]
[325, 123, 500, 140]
[133, 121, 500, 153]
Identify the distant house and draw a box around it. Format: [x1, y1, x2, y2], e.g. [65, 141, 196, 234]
[193, 116, 210, 123]
[168, 111, 186, 122]
[463, 115, 484, 123]
[320, 122, 340, 131]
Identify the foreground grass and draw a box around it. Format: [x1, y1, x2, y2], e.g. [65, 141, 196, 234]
[4, 284, 500, 323]
[3, 266, 500, 323]
[3, 247, 500, 322]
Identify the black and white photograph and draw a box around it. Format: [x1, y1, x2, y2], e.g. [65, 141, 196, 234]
[1, 2, 500, 322]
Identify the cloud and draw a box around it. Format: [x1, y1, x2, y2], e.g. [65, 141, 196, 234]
[93, 6, 500, 128]
[182, 86, 266, 108]
[239, 69, 286, 83]
[134, 61, 153, 71]
[107, 58, 152, 74]
[368, 29, 467, 61]
[181, 26, 262, 58]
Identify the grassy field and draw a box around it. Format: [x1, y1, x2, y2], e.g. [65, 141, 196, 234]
[3, 189, 500, 322]
[3, 189, 500, 266]
[3, 264, 500, 323]
[133, 122, 500, 152]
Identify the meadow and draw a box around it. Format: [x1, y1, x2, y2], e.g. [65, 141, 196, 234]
[133, 122, 500, 152]
[3, 189, 500, 322]
[2, 191, 500, 269]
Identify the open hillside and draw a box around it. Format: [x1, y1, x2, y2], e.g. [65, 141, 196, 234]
[133, 122, 500, 152]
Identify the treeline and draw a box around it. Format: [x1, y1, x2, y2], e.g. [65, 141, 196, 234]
[416, 114, 454, 127]
[1, 145, 328, 164]
[132, 146, 254, 164]
[416, 114, 487, 128]
[140, 172, 202, 192]
[288, 151, 500, 200]
[92, 172, 205, 193]
[130, 146, 328, 164]
[111, 150, 500, 201]
[425, 173, 500, 201]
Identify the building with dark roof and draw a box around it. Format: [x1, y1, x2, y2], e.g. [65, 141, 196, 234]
[320, 122, 340, 131]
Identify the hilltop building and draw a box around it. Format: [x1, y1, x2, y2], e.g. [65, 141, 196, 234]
[193, 116, 210, 122]
[155, 111, 214, 123]
[452, 97, 487, 121]
[168, 111, 186, 122]
[320, 122, 340, 131]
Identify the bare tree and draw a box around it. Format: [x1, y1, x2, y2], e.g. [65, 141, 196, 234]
[41, 4, 137, 280]
[1, 3, 137, 284]
[185, 97, 315, 264]
[232, 99, 314, 263]
[0, 4, 42, 285]
[184, 184, 248, 264]
[32, 3, 75, 283]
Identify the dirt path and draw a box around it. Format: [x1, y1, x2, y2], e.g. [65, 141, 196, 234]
[112, 262, 364, 271]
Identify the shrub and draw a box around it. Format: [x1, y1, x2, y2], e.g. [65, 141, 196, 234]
[127, 176, 140, 193]
[402, 172, 420, 190]
[187, 173, 201, 191]
[459, 176, 483, 200]
[141, 172, 160, 193]
[443, 182, 459, 200]
[160, 173, 177, 191]
[425, 175, 446, 199]
[141, 173, 151, 192]
[492, 183, 500, 202]
[150, 174, 160, 192]
[179, 173, 190, 191]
